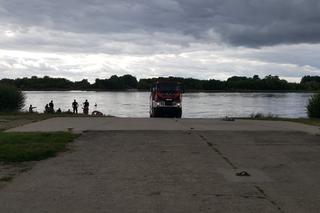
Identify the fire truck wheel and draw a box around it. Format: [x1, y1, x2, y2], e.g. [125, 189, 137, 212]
[176, 109, 182, 118]
[151, 108, 158, 117]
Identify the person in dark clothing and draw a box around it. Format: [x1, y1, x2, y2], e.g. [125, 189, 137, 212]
[72, 99, 78, 114]
[44, 104, 49, 113]
[83, 100, 89, 115]
[29, 105, 36, 113]
[56, 108, 62, 113]
[49, 100, 54, 113]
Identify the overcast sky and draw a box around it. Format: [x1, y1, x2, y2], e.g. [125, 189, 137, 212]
[1, 0, 320, 82]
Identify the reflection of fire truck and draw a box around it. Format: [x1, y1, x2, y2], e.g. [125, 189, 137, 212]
[149, 81, 182, 118]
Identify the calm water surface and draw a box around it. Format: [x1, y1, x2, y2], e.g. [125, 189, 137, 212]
[23, 91, 313, 118]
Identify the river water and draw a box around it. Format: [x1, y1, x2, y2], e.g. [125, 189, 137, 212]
[23, 91, 313, 118]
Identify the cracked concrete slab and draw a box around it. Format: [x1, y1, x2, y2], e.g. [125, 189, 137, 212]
[0, 130, 319, 212]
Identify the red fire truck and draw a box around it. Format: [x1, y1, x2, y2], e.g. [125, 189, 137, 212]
[149, 81, 182, 118]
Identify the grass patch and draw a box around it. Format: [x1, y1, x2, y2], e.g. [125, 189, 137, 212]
[241, 114, 320, 127]
[288, 118, 320, 127]
[0, 132, 78, 163]
[0, 175, 14, 182]
[0, 112, 97, 131]
[0, 113, 58, 131]
[0, 112, 81, 122]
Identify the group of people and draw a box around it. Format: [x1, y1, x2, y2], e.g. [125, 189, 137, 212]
[28, 99, 102, 115]
[71, 99, 90, 115]
[43, 100, 59, 113]
[28, 101, 57, 113]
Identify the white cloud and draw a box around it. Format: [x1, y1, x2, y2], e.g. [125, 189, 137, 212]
[2, 43, 320, 83]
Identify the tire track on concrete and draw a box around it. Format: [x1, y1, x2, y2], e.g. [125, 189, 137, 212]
[197, 132, 285, 213]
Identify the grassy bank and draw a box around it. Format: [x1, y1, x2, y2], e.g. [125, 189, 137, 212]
[0, 112, 96, 131]
[240, 115, 320, 127]
[0, 132, 78, 163]
[0, 113, 79, 184]
[277, 118, 320, 127]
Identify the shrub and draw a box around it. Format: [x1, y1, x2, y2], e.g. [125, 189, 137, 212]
[0, 84, 25, 112]
[250, 113, 277, 119]
[307, 93, 320, 118]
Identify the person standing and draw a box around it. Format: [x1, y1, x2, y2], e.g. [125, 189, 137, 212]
[72, 99, 78, 114]
[49, 100, 54, 113]
[83, 100, 89, 115]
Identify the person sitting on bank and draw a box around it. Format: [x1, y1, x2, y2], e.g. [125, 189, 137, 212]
[49, 100, 54, 113]
[29, 105, 36, 113]
[72, 99, 79, 114]
[44, 104, 49, 113]
[56, 108, 62, 113]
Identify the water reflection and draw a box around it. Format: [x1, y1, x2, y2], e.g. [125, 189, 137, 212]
[23, 91, 313, 118]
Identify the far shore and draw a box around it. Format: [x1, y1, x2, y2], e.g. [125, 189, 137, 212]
[21, 89, 319, 93]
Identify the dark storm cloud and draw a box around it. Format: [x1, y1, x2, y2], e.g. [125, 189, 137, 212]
[1, 0, 320, 47]
[1, 0, 320, 82]
[213, 0, 320, 46]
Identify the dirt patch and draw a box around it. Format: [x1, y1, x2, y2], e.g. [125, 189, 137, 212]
[0, 162, 34, 189]
[0, 119, 35, 131]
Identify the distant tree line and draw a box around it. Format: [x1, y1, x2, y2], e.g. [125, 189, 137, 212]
[1, 75, 320, 92]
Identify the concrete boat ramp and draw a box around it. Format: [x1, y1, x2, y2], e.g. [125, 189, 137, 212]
[1, 118, 320, 213]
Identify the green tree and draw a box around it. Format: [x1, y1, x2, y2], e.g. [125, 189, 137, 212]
[0, 84, 25, 112]
[307, 93, 320, 118]
[120, 75, 138, 89]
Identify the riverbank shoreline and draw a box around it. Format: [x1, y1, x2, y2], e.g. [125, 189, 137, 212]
[6, 117, 320, 135]
[2, 113, 320, 132]
[22, 89, 318, 93]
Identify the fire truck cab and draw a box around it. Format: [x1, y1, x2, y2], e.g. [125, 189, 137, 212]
[149, 81, 182, 118]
